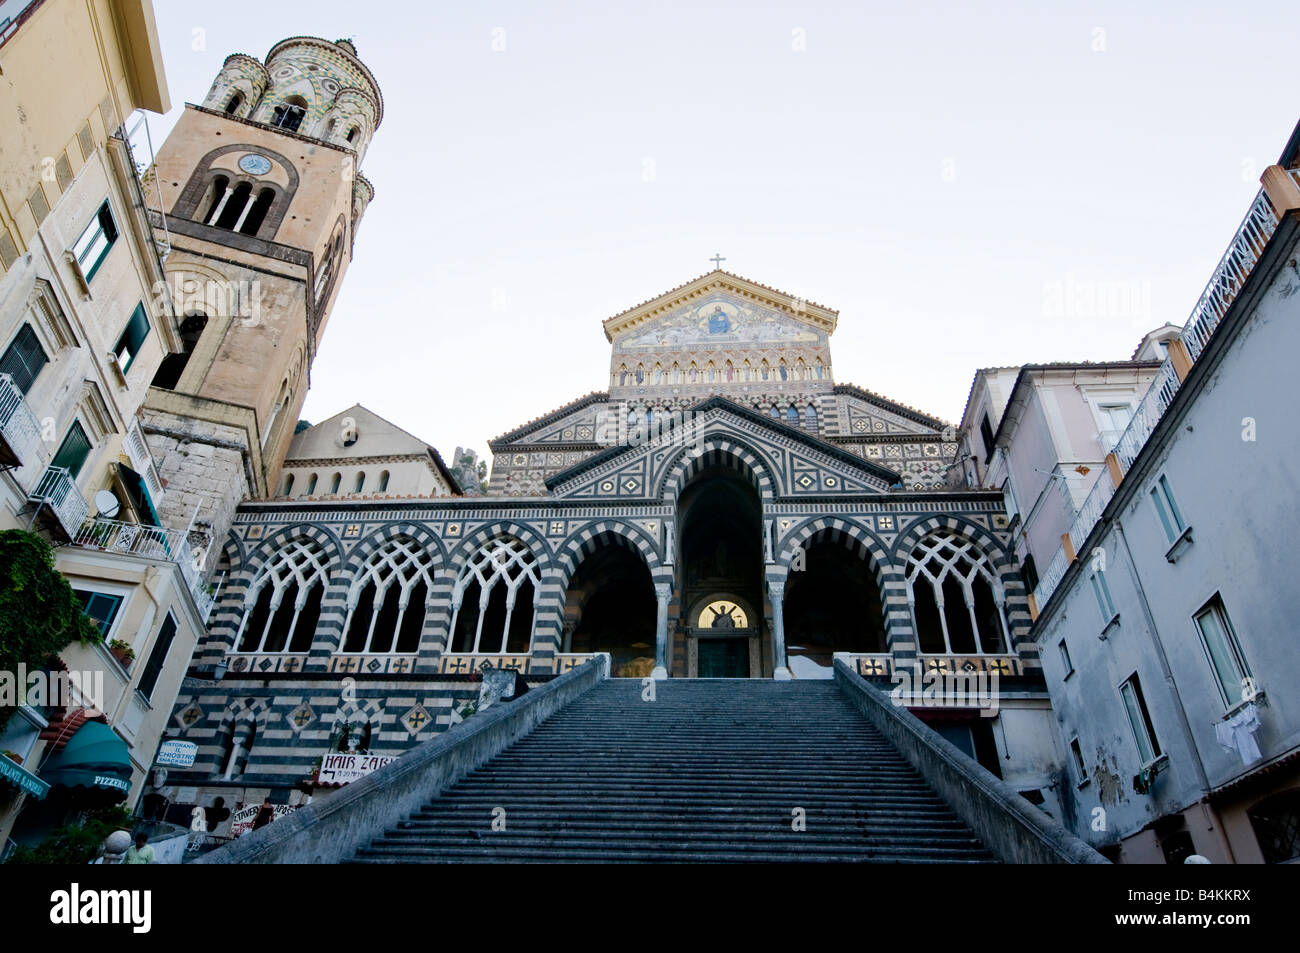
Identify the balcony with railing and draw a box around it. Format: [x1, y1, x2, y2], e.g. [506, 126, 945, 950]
[0, 373, 42, 471]
[27, 467, 89, 540]
[70, 518, 215, 622]
[1181, 189, 1280, 362]
[1032, 184, 1285, 616]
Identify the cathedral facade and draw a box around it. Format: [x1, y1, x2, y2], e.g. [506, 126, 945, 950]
[134, 37, 1065, 835]
[156, 266, 1064, 830]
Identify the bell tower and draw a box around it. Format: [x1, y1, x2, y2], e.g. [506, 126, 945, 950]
[140, 36, 381, 565]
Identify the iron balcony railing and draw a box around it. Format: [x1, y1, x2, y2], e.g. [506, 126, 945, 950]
[27, 467, 89, 539]
[71, 518, 215, 622]
[1112, 361, 1183, 473]
[1181, 189, 1279, 362]
[1068, 469, 1118, 558]
[0, 373, 42, 469]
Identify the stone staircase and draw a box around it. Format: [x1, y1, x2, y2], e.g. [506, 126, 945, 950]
[351, 679, 996, 863]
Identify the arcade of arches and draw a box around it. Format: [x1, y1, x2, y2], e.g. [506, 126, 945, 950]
[555, 463, 914, 679]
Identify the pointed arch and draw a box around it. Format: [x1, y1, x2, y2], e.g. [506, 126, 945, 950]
[233, 538, 331, 653]
[342, 536, 437, 654]
[447, 536, 542, 655]
[657, 434, 778, 502]
[903, 531, 1009, 655]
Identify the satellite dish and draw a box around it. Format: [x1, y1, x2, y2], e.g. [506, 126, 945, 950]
[94, 490, 120, 519]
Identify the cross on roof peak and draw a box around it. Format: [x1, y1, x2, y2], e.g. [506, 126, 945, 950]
[709, 252, 726, 270]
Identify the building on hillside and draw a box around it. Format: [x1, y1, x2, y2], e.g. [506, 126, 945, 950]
[0, 0, 216, 853]
[272, 405, 460, 501]
[1016, 125, 1300, 863]
[150, 267, 1071, 838]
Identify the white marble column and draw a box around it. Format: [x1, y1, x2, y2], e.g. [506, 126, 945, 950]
[769, 578, 791, 680]
[652, 581, 670, 680]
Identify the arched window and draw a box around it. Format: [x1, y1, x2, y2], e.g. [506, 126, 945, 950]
[377, 470, 390, 492]
[270, 96, 308, 132]
[306, 473, 318, 495]
[235, 540, 330, 653]
[201, 176, 229, 224]
[282, 474, 294, 496]
[786, 406, 799, 423]
[449, 537, 540, 654]
[804, 404, 818, 431]
[905, 533, 1008, 654]
[240, 188, 275, 236]
[224, 91, 243, 115]
[347, 126, 359, 143]
[214, 181, 252, 230]
[354, 472, 365, 494]
[151, 310, 208, 390]
[342, 538, 436, 654]
[329, 472, 341, 494]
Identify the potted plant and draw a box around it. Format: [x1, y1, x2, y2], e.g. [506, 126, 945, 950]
[108, 639, 135, 669]
[1, 750, 21, 765]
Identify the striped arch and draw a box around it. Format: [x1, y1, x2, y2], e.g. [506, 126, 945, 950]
[775, 515, 908, 651]
[431, 521, 555, 663]
[341, 521, 448, 574]
[891, 514, 1031, 657]
[199, 535, 247, 659]
[891, 515, 1016, 573]
[207, 697, 271, 780]
[218, 534, 247, 575]
[554, 520, 667, 595]
[658, 434, 777, 503]
[443, 519, 551, 571]
[775, 516, 893, 586]
[212, 526, 341, 657]
[242, 524, 344, 580]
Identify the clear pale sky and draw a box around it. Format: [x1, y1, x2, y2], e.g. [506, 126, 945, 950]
[146, 1, 1300, 463]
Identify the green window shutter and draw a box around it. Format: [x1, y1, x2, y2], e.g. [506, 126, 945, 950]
[73, 201, 118, 282]
[137, 613, 177, 700]
[51, 421, 92, 478]
[0, 323, 48, 394]
[74, 589, 123, 637]
[114, 303, 151, 372]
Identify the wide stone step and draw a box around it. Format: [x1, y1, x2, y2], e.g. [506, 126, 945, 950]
[391, 818, 979, 840]
[370, 829, 986, 851]
[349, 677, 995, 863]
[354, 839, 993, 863]
[407, 803, 968, 824]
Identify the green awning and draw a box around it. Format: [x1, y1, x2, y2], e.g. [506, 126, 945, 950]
[39, 721, 133, 801]
[0, 753, 49, 800]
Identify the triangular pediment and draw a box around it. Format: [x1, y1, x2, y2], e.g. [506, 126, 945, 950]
[547, 396, 900, 500]
[287, 404, 433, 460]
[488, 392, 609, 449]
[603, 270, 838, 345]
